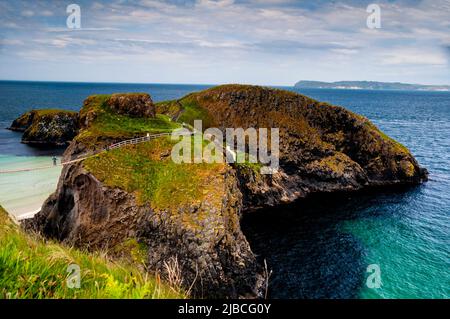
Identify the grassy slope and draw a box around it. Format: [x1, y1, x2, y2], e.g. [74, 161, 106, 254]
[0, 206, 185, 299]
[33, 109, 78, 116]
[79, 94, 226, 211]
[77, 95, 180, 147]
[157, 85, 414, 179]
[156, 96, 214, 128]
[83, 137, 225, 210]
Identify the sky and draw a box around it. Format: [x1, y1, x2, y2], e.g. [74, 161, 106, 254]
[0, 0, 449, 86]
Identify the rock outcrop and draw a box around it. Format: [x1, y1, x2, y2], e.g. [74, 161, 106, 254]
[24, 93, 262, 298]
[107, 93, 156, 118]
[24, 85, 428, 298]
[8, 110, 79, 146]
[26, 155, 261, 298]
[160, 85, 428, 209]
[8, 111, 35, 132]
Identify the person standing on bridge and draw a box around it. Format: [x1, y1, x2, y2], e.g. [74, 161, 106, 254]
[52, 156, 57, 166]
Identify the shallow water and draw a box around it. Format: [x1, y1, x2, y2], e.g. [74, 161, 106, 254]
[0, 154, 62, 217]
[0, 82, 448, 298]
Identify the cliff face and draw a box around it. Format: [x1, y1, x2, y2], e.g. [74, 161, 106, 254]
[8, 111, 35, 132]
[24, 85, 427, 298]
[108, 93, 156, 118]
[26, 155, 260, 298]
[8, 110, 79, 146]
[24, 93, 262, 298]
[160, 85, 428, 209]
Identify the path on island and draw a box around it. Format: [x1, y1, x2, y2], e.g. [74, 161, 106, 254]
[0, 131, 193, 174]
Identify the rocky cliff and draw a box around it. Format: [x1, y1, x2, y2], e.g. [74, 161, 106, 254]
[158, 85, 428, 209]
[108, 93, 156, 118]
[24, 93, 262, 298]
[24, 85, 427, 298]
[8, 110, 79, 146]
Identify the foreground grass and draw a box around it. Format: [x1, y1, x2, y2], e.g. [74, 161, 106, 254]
[0, 206, 186, 299]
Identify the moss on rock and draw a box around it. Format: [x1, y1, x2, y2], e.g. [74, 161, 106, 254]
[25, 84, 428, 298]
[9, 109, 79, 146]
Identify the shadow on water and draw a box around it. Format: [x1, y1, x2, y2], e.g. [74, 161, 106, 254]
[240, 186, 423, 299]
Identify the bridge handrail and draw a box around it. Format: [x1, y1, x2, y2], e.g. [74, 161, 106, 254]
[0, 130, 194, 174]
[108, 131, 192, 150]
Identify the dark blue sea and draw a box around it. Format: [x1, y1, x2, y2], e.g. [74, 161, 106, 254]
[0, 81, 449, 298]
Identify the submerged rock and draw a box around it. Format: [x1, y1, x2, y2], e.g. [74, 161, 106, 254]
[24, 85, 428, 298]
[8, 110, 79, 146]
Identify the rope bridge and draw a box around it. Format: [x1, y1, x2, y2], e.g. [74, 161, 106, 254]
[0, 131, 191, 174]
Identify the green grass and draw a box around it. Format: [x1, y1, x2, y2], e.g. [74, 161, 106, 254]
[77, 95, 181, 145]
[92, 113, 178, 135]
[176, 97, 214, 128]
[0, 206, 185, 299]
[373, 124, 410, 154]
[83, 136, 225, 210]
[34, 109, 78, 116]
[155, 95, 214, 128]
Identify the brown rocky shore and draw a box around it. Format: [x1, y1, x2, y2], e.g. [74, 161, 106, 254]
[21, 85, 428, 298]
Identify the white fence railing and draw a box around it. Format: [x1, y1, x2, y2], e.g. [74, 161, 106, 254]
[108, 131, 193, 150]
[0, 131, 194, 174]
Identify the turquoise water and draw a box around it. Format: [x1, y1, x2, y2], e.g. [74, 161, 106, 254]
[0, 155, 62, 218]
[242, 89, 450, 299]
[295, 89, 450, 299]
[0, 81, 449, 298]
[0, 81, 209, 218]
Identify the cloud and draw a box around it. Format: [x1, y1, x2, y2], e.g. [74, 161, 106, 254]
[445, 45, 450, 65]
[21, 10, 34, 17]
[45, 27, 119, 33]
[380, 49, 448, 66]
[196, 0, 235, 9]
[0, 0, 449, 85]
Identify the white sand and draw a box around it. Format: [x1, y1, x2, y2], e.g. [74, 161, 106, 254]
[0, 155, 62, 219]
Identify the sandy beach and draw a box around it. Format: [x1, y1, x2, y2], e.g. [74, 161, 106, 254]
[0, 155, 61, 220]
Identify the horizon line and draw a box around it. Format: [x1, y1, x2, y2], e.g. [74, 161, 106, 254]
[1, 79, 450, 88]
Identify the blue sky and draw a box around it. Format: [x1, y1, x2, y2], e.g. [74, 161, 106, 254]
[0, 0, 449, 85]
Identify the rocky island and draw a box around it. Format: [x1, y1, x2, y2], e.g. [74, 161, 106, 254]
[8, 109, 79, 146]
[21, 85, 428, 298]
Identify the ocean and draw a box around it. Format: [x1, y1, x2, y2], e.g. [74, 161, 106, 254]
[0, 80, 448, 299]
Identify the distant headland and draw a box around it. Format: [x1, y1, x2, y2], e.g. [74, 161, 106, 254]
[294, 81, 450, 91]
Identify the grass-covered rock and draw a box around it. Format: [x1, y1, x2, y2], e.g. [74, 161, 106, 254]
[9, 109, 79, 146]
[76, 94, 179, 152]
[26, 93, 261, 298]
[158, 84, 428, 208]
[0, 205, 184, 299]
[25, 85, 427, 298]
